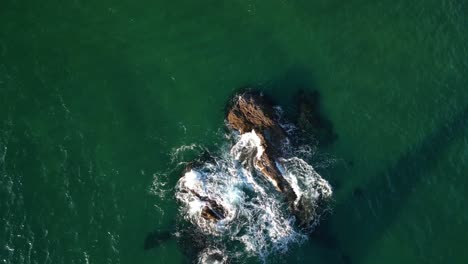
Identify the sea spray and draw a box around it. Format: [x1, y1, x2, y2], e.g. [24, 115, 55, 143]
[152, 92, 337, 262]
[175, 130, 332, 261]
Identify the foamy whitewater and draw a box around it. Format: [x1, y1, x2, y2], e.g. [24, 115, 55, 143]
[173, 124, 333, 263]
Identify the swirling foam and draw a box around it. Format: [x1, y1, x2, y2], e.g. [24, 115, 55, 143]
[175, 130, 332, 262]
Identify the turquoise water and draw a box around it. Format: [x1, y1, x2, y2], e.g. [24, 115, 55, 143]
[1, 0, 468, 263]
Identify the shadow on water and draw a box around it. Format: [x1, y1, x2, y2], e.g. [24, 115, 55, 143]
[314, 105, 468, 263]
[143, 229, 173, 250]
[226, 66, 316, 103]
[263, 67, 338, 148]
[263, 66, 319, 106]
[293, 89, 338, 148]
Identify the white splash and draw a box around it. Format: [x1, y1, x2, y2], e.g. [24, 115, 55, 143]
[230, 130, 264, 161]
[198, 247, 228, 264]
[175, 129, 333, 262]
[170, 144, 203, 164]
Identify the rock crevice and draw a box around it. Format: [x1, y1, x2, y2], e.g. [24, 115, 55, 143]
[227, 92, 298, 212]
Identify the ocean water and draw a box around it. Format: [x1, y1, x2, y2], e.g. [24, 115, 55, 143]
[1, 0, 468, 263]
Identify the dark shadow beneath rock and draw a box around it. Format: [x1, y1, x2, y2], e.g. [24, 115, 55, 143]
[294, 90, 338, 147]
[144, 229, 173, 250]
[176, 222, 213, 263]
[309, 214, 338, 250]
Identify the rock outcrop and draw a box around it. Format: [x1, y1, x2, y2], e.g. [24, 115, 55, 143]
[182, 91, 333, 225]
[227, 92, 298, 210]
[173, 90, 334, 263]
[227, 92, 285, 150]
[189, 190, 227, 221]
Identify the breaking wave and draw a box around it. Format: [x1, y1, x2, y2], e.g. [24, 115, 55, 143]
[174, 126, 333, 262]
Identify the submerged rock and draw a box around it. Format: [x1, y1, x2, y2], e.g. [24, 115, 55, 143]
[183, 150, 215, 174]
[295, 90, 337, 147]
[143, 229, 172, 250]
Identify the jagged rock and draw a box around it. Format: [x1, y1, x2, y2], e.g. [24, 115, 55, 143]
[201, 200, 226, 221]
[227, 92, 297, 209]
[179, 150, 229, 223]
[227, 92, 286, 150]
[189, 190, 227, 222]
[182, 91, 333, 225]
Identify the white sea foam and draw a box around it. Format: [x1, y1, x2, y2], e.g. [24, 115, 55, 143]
[150, 172, 170, 200]
[174, 129, 333, 262]
[170, 143, 203, 164]
[198, 247, 228, 264]
[230, 130, 264, 161]
[277, 158, 332, 226]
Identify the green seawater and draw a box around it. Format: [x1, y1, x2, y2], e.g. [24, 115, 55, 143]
[1, 0, 468, 263]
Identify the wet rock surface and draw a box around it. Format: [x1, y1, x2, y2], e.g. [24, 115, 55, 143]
[227, 92, 286, 150]
[190, 190, 227, 221]
[227, 92, 297, 202]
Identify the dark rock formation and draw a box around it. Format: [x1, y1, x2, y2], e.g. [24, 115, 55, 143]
[184, 91, 334, 225]
[227, 92, 286, 150]
[180, 151, 228, 222]
[201, 202, 226, 222]
[227, 92, 298, 209]
[189, 190, 227, 221]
